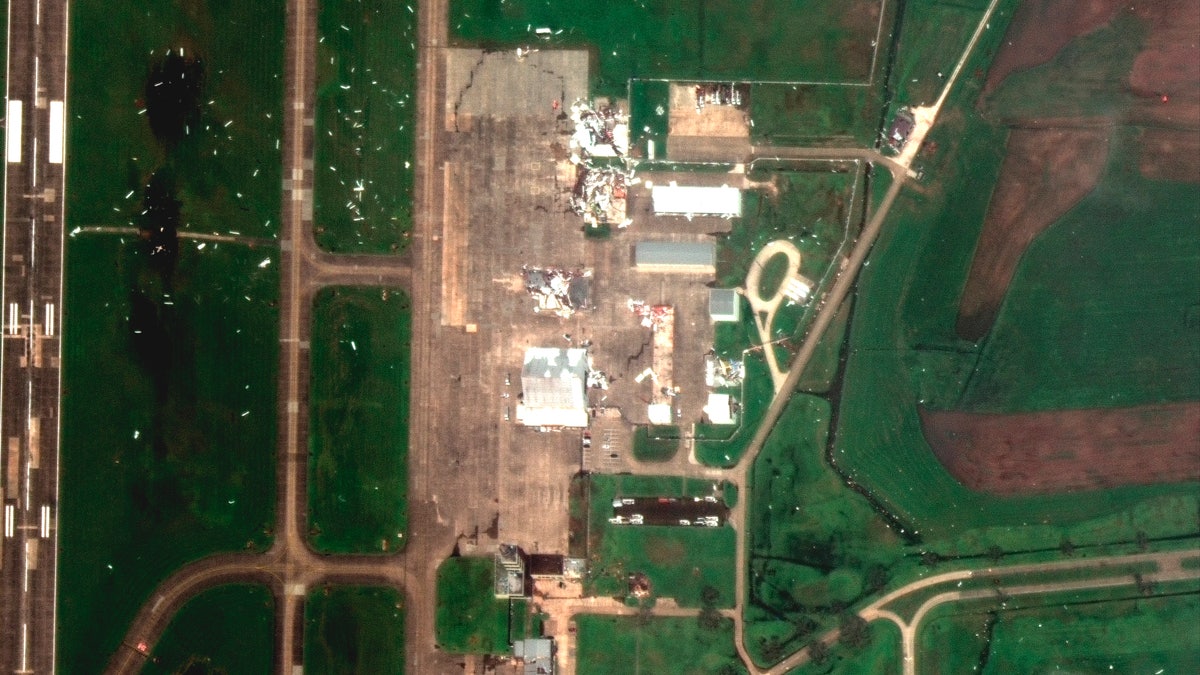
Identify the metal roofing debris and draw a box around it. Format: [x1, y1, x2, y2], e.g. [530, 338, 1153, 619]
[570, 166, 632, 228]
[523, 267, 591, 318]
[651, 185, 742, 218]
[705, 355, 744, 387]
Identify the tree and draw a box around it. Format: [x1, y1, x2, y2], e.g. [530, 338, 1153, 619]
[1059, 537, 1076, 557]
[760, 636, 785, 664]
[986, 545, 1004, 564]
[698, 606, 723, 631]
[792, 614, 817, 641]
[1135, 530, 1149, 552]
[920, 550, 942, 568]
[701, 585, 721, 607]
[808, 639, 831, 665]
[839, 612, 871, 651]
[864, 564, 889, 593]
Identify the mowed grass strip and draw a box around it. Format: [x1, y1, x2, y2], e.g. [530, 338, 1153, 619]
[314, 0, 417, 253]
[576, 615, 746, 675]
[305, 585, 405, 675]
[142, 584, 275, 675]
[58, 238, 278, 674]
[309, 287, 411, 553]
[435, 557, 521, 654]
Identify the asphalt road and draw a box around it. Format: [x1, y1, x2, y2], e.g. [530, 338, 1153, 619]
[0, 1, 68, 673]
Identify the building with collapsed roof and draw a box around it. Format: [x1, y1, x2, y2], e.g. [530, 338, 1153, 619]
[517, 348, 589, 428]
[651, 185, 742, 218]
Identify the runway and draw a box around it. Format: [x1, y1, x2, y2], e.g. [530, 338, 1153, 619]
[0, 0, 69, 673]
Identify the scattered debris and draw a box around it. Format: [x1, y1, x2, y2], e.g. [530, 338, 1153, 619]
[705, 355, 744, 387]
[522, 266, 592, 318]
[570, 166, 632, 228]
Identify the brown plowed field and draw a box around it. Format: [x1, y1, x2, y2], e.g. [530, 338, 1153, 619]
[981, 0, 1124, 97]
[955, 128, 1109, 340]
[962, 0, 1200, 340]
[921, 403, 1200, 496]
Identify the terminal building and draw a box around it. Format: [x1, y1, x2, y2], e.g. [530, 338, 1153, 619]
[517, 348, 590, 428]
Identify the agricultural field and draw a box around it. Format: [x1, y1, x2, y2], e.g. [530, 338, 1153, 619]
[571, 474, 735, 607]
[313, 0, 417, 253]
[142, 584, 275, 675]
[305, 585, 405, 675]
[575, 615, 745, 675]
[58, 2, 283, 670]
[827, 0, 1200, 543]
[308, 287, 411, 554]
[435, 556, 532, 654]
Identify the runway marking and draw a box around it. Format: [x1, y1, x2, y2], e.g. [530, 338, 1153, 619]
[4, 504, 13, 538]
[43, 303, 54, 336]
[20, 623, 27, 672]
[48, 101, 64, 164]
[8, 303, 18, 334]
[5, 100, 21, 163]
[39, 505, 49, 538]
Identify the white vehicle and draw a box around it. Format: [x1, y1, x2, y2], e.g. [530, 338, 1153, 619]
[702, 516, 720, 527]
[608, 516, 626, 525]
[612, 498, 623, 508]
[704, 495, 718, 503]
[621, 498, 635, 505]
[678, 519, 691, 526]
[629, 514, 644, 525]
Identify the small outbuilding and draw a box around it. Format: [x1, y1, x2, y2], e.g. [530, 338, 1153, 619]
[709, 288, 740, 322]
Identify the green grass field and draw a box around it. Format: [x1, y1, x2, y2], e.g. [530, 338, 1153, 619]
[58, 237, 278, 674]
[632, 425, 680, 462]
[576, 615, 746, 675]
[436, 556, 526, 654]
[67, 0, 284, 240]
[572, 474, 734, 607]
[450, 0, 884, 98]
[305, 585, 405, 675]
[313, 0, 417, 253]
[142, 584, 275, 675]
[750, 83, 881, 147]
[308, 287, 411, 553]
[918, 592, 1200, 674]
[784, 622, 901, 675]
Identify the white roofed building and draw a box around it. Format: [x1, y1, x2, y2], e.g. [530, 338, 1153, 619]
[651, 185, 742, 218]
[517, 348, 589, 428]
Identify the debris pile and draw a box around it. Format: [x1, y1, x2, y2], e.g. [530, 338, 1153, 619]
[705, 355, 744, 387]
[569, 100, 629, 159]
[522, 267, 592, 318]
[571, 167, 632, 228]
[694, 83, 747, 111]
[626, 299, 672, 332]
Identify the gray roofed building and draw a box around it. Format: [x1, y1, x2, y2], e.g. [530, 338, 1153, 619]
[634, 241, 716, 274]
[513, 638, 555, 674]
[709, 288, 740, 322]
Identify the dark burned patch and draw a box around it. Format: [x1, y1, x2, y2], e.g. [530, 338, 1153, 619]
[145, 49, 206, 149]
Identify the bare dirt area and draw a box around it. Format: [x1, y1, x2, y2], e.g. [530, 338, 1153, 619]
[1127, 1, 1200, 130]
[981, 0, 1125, 97]
[1139, 128, 1200, 184]
[668, 84, 749, 138]
[955, 128, 1109, 340]
[921, 402, 1200, 496]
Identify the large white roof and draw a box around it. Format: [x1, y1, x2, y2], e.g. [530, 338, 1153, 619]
[651, 185, 742, 217]
[519, 348, 588, 427]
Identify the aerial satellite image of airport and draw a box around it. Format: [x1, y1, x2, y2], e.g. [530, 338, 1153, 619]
[0, 0, 1197, 673]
